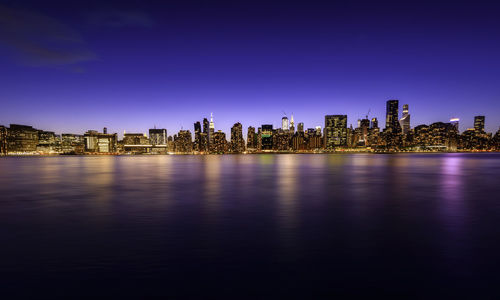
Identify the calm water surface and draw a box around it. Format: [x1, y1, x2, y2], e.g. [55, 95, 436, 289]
[1, 154, 500, 298]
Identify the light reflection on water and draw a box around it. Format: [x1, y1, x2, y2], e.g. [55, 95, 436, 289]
[1, 153, 500, 298]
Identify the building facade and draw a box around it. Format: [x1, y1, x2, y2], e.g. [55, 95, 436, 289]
[324, 115, 347, 149]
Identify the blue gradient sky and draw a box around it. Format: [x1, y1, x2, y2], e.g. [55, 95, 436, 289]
[1, 0, 499, 136]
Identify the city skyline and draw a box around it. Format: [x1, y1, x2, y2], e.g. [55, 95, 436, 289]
[2, 98, 498, 155]
[1, 1, 500, 135]
[1, 100, 499, 138]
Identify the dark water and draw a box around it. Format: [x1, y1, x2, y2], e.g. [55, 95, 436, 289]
[1, 154, 500, 298]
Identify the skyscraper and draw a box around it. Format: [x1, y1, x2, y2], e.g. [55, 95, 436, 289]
[247, 126, 256, 150]
[202, 117, 209, 152]
[297, 122, 304, 133]
[261, 124, 273, 150]
[371, 118, 379, 129]
[450, 118, 460, 132]
[209, 113, 215, 145]
[474, 116, 485, 132]
[149, 128, 167, 146]
[193, 121, 201, 151]
[399, 104, 411, 134]
[386, 99, 401, 133]
[282, 116, 289, 131]
[290, 114, 295, 133]
[231, 122, 245, 153]
[324, 115, 348, 148]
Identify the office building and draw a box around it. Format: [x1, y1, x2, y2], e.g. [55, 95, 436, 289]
[400, 104, 411, 134]
[282, 116, 289, 131]
[261, 125, 273, 150]
[247, 126, 256, 150]
[386, 99, 401, 133]
[474, 116, 485, 132]
[324, 115, 347, 148]
[231, 122, 245, 153]
[84, 129, 118, 153]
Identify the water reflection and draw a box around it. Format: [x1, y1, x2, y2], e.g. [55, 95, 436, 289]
[1, 154, 500, 298]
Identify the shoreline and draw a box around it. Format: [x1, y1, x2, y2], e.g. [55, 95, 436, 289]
[1, 151, 499, 157]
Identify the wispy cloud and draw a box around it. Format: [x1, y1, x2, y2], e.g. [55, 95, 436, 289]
[87, 10, 154, 28]
[0, 4, 96, 66]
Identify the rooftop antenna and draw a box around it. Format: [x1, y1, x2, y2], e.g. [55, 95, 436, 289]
[366, 108, 371, 119]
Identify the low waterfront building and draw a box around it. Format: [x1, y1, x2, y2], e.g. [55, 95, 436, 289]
[83, 130, 118, 154]
[6, 124, 39, 154]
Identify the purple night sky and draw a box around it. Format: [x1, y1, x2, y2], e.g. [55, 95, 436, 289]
[1, 0, 499, 137]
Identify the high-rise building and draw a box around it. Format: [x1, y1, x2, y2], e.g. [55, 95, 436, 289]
[282, 117, 289, 131]
[193, 121, 201, 151]
[359, 118, 370, 144]
[386, 99, 401, 133]
[231, 122, 245, 153]
[371, 117, 379, 129]
[474, 116, 485, 132]
[149, 128, 167, 146]
[315, 126, 322, 136]
[174, 130, 193, 153]
[247, 126, 256, 150]
[290, 114, 295, 133]
[324, 115, 347, 148]
[209, 113, 215, 145]
[203, 118, 209, 135]
[261, 124, 273, 150]
[297, 122, 304, 133]
[213, 130, 228, 153]
[257, 127, 262, 151]
[450, 118, 460, 132]
[399, 104, 411, 134]
[202, 118, 209, 152]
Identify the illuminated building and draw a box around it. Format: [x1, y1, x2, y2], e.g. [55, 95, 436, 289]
[308, 135, 323, 150]
[84, 129, 118, 153]
[273, 129, 291, 151]
[193, 121, 201, 151]
[315, 126, 322, 136]
[231, 122, 245, 153]
[61, 134, 84, 154]
[290, 114, 295, 133]
[400, 104, 411, 134]
[257, 127, 262, 151]
[291, 132, 306, 151]
[386, 100, 401, 133]
[149, 128, 168, 154]
[213, 130, 228, 153]
[371, 117, 379, 129]
[149, 128, 167, 146]
[6, 124, 39, 154]
[247, 126, 256, 150]
[324, 115, 347, 149]
[297, 122, 304, 133]
[450, 118, 460, 132]
[261, 125, 273, 150]
[37, 130, 60, 154]
[122, 133, 150, 154]
[209, 113, 215, 145]
[0, 125, 7, 155]
[174, 130, 193, 153]
[282, 116, 289, 131]
[357, 118, 370, 146]
[474, 116, 485, 132]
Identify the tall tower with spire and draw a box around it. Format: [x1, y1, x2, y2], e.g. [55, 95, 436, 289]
[290, 113, 295, 133]
[209, 113, 215, 145]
